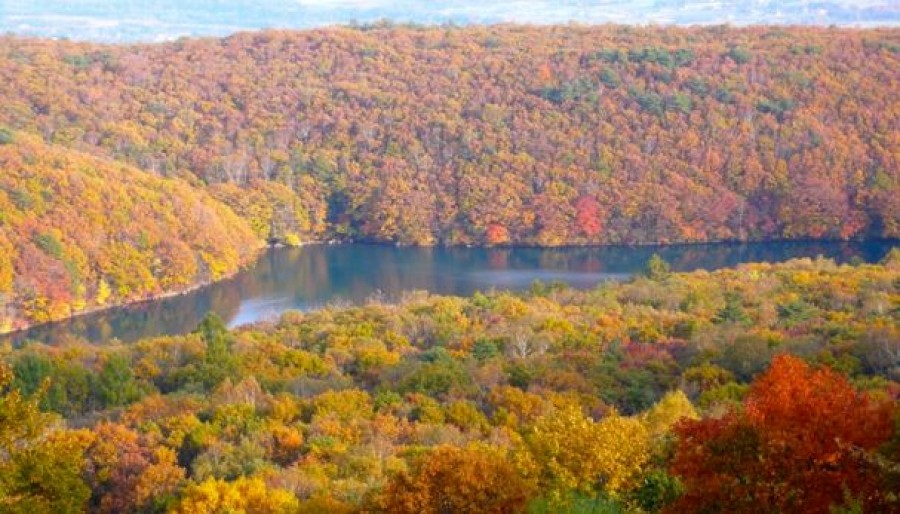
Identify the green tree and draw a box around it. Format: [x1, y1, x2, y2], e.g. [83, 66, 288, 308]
[715, 292, 751, 324]
[728, 46, 751, 64]
[13, 354, 92, 415]
[11, 354, 53, 398]
[194, 312, 238, 390]
[0, 126, 13, 145]
[644, 254, 671, 281]
[96, 353, 142, 408]
[0, 363, 91, 513]
[599, 67, 621, 88]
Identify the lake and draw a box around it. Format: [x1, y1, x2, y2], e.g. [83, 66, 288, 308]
[5, 241, 895, 345]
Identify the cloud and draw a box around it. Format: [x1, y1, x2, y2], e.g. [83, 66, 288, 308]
[290, 0, 392, 7]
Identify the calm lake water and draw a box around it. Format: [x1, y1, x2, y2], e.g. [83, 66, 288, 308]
[6, 241, 896, 345]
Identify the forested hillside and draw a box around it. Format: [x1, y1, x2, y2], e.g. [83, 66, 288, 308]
[1, 256, 898, 512]
[0, 132, 260, 333]
[1, 25, 898, 245]
[2, 21, 898, 513]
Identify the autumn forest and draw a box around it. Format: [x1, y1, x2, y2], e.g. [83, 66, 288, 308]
[1, 24, 899, 330]
[0, 21, 899, 514]
[3, 256, 900, 512]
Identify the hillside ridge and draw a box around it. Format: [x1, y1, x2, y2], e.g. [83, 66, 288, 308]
[0, 132, 261, 332]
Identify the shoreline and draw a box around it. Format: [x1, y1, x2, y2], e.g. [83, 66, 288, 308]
[1, 239, 342, 339]
[3, 237, 896, 340]
[0, 244, 268, 339]
[346, 235, 900, 251]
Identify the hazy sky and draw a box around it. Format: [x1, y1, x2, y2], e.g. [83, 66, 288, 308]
[2, 0, 898, 42]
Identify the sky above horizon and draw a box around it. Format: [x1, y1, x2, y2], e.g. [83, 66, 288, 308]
[2, 1, 898, 43]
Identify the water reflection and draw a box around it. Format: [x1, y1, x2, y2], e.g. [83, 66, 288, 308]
[5, 240, 895, 345]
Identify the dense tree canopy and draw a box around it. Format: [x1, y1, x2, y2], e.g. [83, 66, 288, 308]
[0, 133, 259, 332]
[1, 257, 897, 512]
[0, 25, 897, 248]
[1, 24, 899, 332]
[0, 22, 898, 509]
[670, 354, 897, 513]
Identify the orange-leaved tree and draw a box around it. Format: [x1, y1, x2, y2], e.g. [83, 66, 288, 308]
[373, 443, 535, 514]
[669, 354, 897, 513]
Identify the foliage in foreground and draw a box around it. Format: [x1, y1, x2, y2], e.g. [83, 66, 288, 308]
[1, 256, 898, 512]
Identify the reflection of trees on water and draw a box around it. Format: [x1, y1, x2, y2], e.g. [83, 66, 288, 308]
[7, 275, 246, 347]
[505, 241, 892, 274]
[5, 241, 894, 346]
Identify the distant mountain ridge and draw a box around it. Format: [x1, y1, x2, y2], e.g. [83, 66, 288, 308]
[1, 0, 899, 43]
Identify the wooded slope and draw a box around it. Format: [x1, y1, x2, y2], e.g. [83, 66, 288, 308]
[0, 132, 259, 332]
[0, 25, 897, 245]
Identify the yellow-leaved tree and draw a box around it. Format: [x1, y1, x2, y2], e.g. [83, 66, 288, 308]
[519, 405, 651, 503]
[169, 477, 298, 514]
[0, 363, 92, 513]
[639, 390, 699, 439]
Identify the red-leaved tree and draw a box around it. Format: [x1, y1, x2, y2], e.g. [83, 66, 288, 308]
[669, 355, 897, 513]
